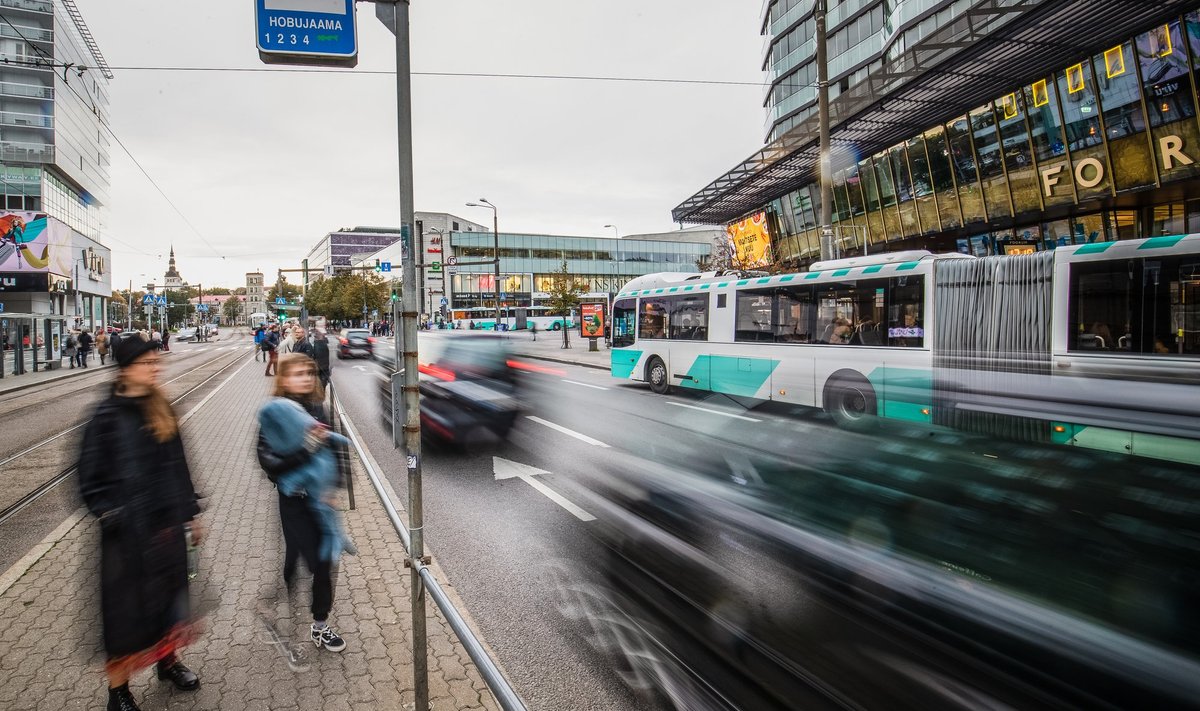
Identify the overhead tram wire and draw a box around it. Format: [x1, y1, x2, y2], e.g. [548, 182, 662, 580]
[0, 14, 227, 261]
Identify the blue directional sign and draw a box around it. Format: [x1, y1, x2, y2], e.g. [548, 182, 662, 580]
[156, 295, 167, 307]
[256, 0, 357, 68]
[197, 304, 209, 313]
[142, 294, 156, 305]
[440, 297, 448, 307]
[275, 297, 288, 305]
[380, 261, 391, 273]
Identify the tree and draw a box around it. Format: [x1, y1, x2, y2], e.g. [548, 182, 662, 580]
[205, 286, 232, 296]
[545, 260, 586, 348]
[222, 295, 243, 325]
[267, 274, 301, 303]
[303, 272, 389, 323]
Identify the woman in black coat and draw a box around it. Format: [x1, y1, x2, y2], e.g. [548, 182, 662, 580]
[78, 333, 204, 711]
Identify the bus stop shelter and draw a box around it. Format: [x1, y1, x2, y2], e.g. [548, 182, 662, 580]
[0, 312, 70, 379]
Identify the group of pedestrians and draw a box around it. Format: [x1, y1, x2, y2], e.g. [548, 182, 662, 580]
[77, 327, 349, 711]
[254, 323, 329, 382]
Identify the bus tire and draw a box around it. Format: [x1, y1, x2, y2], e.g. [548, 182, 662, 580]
[824, 374, 877, 430]
[647, 357, 671, 395]
[551, 322, 562, 331]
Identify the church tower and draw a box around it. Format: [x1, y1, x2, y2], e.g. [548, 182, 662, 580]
[164, 246, 184, 288]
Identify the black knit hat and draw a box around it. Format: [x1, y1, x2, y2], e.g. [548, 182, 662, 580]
[113, 332, 161, 368]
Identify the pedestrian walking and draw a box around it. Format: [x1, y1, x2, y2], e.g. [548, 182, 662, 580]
[292, 327, 315, 360]
[77, 328, 93, 367]
[312, 329, 331, 388]
[97, 329, 110, 365]
[151, 329, 161, 348]
[279, 326, 297, 355]
[65, 330, 78, 369]
[254, 325, 266, 362]
[257, 354, 351, 656]
[263, 324, 280, 376]
[531, 322, 538, 341]
[77, 332, 205, 711]
[161, 329, 171, 353]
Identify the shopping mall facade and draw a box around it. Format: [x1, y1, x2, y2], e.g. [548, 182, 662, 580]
[676, 1, 1200, 264]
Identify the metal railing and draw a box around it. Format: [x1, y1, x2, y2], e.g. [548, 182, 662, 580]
[0, 80, 52, 99]
[0, 140, 53, 162]
[0, 23, 51, 42]
[0, 110, 52, 128]
[0, 0, 53, 13]
[331, 388, 526, 711]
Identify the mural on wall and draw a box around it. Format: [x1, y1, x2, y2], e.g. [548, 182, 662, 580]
[0, 212, 74, 275]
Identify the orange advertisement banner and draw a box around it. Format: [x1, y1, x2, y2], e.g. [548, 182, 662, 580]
[726, 212, 772, 268]
[580, 303, 605, 338]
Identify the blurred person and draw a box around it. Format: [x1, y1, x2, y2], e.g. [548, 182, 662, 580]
[825, 318, 853, 344]
[292, 327, 314, 360]
[1087, 321, 1114, 349]
[312, 329, 331, 387]
[151, 328, 161, 348]
[262, 324, 280, 376]
[279, 326, 296, 355]
[257, 354, 351, 654]
[161, 328, 171, 353]
[96, 329, 110, 365]
[77, 333, 205, 711]
[77, 328, 94, 367]
[65, 330, 78, 369]
[253, 324, 266, 361]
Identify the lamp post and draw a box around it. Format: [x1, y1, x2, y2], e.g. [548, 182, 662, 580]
[127, 274, 146, 330]
[466, 199, 501, 327]
[604, 224, 618, 239]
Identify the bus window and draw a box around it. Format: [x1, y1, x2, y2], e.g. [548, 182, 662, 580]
[887, 276, 925, 347]
[639, 297, 669, 339]
[777, 287, 816, 342]
[736, 290, 774, 342]
[667, 294, 708, 341]
[612, 299, 636, 348]
[1069, 257, 1199, 356]
[815, 279, 888, 345]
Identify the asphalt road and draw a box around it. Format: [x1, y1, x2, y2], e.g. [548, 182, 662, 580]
[0, 329, 255, 572]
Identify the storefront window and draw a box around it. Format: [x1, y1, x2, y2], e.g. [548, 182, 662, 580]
[833, 169, 851, 223]
[925, 127, 960, 228]
[907, 135, 939, 233]
[1094, 43, 1154, 191]
[1043, 219, 1072, 248]
[947, 117, 985, 223]
[1138, 20, 1200, 183]
[1057, 60, 1111, 199]
[996, 91, 1041, 214]
[970, 104, 1011, 218]
[1024, 75, 1076, 207]
[891, 145, 919, 238]
[1110, 209, 1139, 240]
[873, 151, 902, 240]
[1150, 203, 1185, 236]
[1072, 214, 1105, 244]
[850, 161, 877, 244]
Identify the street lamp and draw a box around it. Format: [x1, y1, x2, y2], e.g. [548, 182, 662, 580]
[126, 274, 146, 331]
[466, 199, 501, 327]
[603, 224, 619, 239]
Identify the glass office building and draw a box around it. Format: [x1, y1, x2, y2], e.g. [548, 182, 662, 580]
[677, 1, 1200, 266]
[448, 232, 711, 310]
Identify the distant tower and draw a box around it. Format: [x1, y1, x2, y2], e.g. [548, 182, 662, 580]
[164, 245, 185, 288]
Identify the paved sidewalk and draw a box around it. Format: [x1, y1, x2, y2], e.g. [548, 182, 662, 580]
[0, 351, 116, 396]
[493, 331, 611, 371]
[0, 356, 500, 710]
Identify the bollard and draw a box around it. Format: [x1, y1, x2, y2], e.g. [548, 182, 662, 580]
[588, 337, 598, 352]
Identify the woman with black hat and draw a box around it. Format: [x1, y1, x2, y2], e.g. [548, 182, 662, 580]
[77, 332, 205, 711]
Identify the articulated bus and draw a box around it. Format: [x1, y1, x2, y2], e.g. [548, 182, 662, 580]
[452, 306, 576, 331]
[610, 235, 1200, 463]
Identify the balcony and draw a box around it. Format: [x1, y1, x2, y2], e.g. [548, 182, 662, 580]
[0, 0, 52, 13]
[0, 81, 53, 99]
[0, 140, 54, 163]
[0, 23, 51, 43]
[0, 111, 52, 129]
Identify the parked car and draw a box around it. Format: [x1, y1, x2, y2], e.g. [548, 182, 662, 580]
[378, 332, 522, 445]
[337, 329, 373, 359]
[174, 327, 196, 342]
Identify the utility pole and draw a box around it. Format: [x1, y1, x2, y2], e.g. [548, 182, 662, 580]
[817, 0, 835, 261]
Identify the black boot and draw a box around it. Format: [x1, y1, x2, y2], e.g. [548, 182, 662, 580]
[107, 684, 140, 711]
[156, 657, 200, 691]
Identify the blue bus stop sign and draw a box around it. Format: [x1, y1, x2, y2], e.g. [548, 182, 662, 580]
[256, 0, 357, 68]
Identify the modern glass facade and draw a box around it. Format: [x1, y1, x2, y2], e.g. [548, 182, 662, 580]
[448, 232, 711, 310]
[766, 10, 1200, 263]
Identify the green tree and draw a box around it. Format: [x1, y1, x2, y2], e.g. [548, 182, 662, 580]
[205, 286, 233, 296]
[267, 274, 301, 303]
[545, 260, 586, 348]
[303, 272, 389, 323]
[222, 295, 243, 325]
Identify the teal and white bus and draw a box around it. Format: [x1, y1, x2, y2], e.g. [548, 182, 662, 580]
[456, 306, 576, 331]
[610, 235, 1200, 463]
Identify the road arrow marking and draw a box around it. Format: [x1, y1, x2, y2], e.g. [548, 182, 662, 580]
[526, 416, 609, 447]
[493, 457, 595, 522]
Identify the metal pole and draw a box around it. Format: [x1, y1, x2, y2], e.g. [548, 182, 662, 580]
[817, 0, 834, 262]
[391, 4, 428, 709]
[127, 279, 132, 331]
[491, 206, 500, 327]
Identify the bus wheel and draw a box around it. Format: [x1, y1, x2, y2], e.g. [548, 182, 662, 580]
[825, 375, 876, 430]
[647, 357, 671, 395]
[551, 322, 562, 331]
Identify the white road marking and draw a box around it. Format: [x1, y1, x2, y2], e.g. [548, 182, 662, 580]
[561, 379, 608, 391]
[493, 457, 595, 521]
[526, 416, 609, 447]
[667, 401, 762, 422]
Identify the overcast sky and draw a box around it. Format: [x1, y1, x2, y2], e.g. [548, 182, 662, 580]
[80, 0, 764, 290]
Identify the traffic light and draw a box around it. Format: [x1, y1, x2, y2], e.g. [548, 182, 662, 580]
[374, 259, 381, 273]
[390, 284, 400, 303]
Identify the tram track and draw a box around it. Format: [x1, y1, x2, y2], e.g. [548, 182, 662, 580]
[0, 345, 251, 528]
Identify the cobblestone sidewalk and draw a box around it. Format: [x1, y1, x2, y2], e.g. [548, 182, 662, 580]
[0, 358, 500, 711]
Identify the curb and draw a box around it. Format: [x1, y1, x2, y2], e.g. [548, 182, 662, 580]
[0, 361, 118, 396]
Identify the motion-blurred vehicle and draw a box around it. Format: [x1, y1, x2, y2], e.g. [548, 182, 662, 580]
[575, 425, 1200, 710]
[174, 327, 196, 342]
[378, 332, 521, 445]
[337, 329, 372, 359]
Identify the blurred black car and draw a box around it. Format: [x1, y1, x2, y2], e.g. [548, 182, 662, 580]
[378, 333, 521, 445]
[577, 427, 1200, 711]
[337, 328, 372, 359]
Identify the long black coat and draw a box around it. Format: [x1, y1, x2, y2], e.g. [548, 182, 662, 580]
[78, 391, 200, 658]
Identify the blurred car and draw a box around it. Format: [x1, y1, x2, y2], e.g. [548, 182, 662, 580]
[337, 329, 372, 359]
[378, 332, 521, 445]
[174, 327, 196, 342]
[576, 427, 1200, 710]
